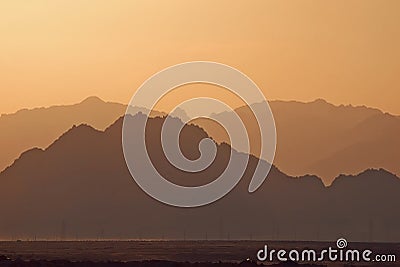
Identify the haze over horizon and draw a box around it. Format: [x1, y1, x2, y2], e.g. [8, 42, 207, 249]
[1, 95, 398, 118]
[1, 1, 400, 115]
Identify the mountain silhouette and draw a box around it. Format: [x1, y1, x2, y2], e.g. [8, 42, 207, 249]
[2, 97, 399, 185]
[0, 97, 188, 173]
[0, 114, 399, 242]
[206, 99, 400, 184]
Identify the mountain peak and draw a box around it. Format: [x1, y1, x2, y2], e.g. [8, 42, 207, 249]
[311, 98, 330, 105]
[80, 96, 105, 104]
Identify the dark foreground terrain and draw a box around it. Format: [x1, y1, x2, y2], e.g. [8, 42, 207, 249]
[0, 256, 327, 267]
[0, 241, 399, 267]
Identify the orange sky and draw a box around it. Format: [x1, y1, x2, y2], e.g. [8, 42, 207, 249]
[1, 0, 399, 115]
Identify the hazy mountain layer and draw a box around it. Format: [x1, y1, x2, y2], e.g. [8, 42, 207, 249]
[2, 97, 399, 185]
[0, 97, 187, 173]
[206, 99, 400, 184]
[0, 114, 398, 242]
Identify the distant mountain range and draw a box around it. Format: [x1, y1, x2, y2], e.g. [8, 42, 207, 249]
[207, 99, 400, 184]
[0, 114, 399, 242]
[0, 96, 187, 173]
[1, 97, 399, 185]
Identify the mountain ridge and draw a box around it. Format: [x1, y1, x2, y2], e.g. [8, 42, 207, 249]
[1, 96, 399, 185]
[207, 99, 400, 184]
[0, 114, 399, 241]
[5, 115, 396, 187]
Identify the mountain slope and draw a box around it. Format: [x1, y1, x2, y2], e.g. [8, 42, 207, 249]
[206, 99, 400, 184]
[2, 97, 399, 185]
[0, 97, 188, 173]
[0, 114, 399, 242]
[0, 96, 125, 173]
